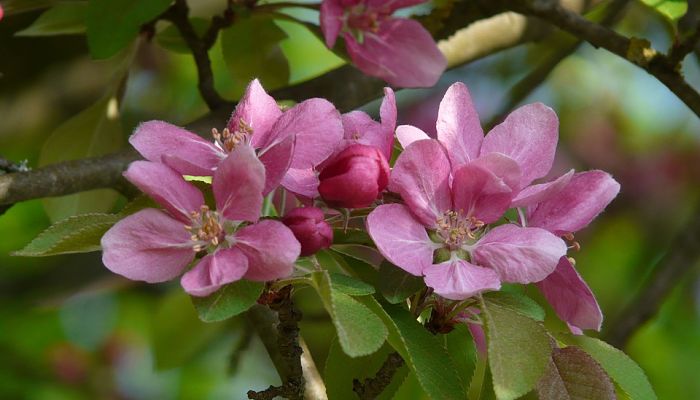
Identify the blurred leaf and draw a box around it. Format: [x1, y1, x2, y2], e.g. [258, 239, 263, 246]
[191, 280, 264, 322]
[378, 261, 424, 304]
[116, 194, 158, 217]
[639, 0, 687, 21]
[15, 2, 87, 36]
[537, 346, 616, 400]
[40, 96, 123, 222]
[2, 0, 56, 15]
[559, 334, 657, 400]
[483, 291, 545, 321]
[328, 272, 375, 296]
[86, 0, 172, 59]
[481, 299, 551, 400]
[331, 244, 383, 267]
[333, 228, 374, 246]
[12, 213, 119, 256]
[310, 270, 387, 357]
[153, 290, 226, 370]
[221, 16, 289, 89]
[155, 18, 208, 54]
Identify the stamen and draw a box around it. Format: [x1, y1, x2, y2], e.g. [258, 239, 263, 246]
[211, 119, 253, 153]
[435, 210, 484, 249]
[185, 205, 226, 252]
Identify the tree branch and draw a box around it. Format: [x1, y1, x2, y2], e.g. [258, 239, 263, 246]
[352, 352, 405, 399]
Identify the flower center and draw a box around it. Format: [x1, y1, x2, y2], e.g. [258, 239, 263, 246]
[212, 119, 252, 153]
[186, 205, 226, 252]
[435, 210, 484, 250]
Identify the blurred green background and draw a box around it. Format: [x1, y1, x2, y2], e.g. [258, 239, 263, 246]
[1, 1, 700, 399]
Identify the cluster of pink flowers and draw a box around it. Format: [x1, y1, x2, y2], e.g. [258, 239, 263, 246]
[101, 79, 618, 335]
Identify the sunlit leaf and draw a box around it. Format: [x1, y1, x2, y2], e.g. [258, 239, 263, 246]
[15, 2, 87, 36]
[191, 280, 264, 323]
[639, 0, 687, 21]
[329, 272, 375, 296]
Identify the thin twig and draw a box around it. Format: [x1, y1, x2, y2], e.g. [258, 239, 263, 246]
[352, 352, 405, 399]
[668, 19, 700, 66]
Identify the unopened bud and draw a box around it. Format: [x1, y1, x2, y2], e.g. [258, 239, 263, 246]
[282, 207, 333, 256]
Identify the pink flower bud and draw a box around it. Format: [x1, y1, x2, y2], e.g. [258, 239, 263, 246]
[282, 207, 333, 256]
[318, 144, 390, 208]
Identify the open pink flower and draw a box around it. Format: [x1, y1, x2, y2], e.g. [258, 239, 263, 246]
[366, 139, 567, 300]
[320, 0, 446, 87]
[101, 146, 301, 297]
[129, 79, 343, 195]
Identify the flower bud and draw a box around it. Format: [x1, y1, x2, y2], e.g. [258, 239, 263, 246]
[318, 144, 390, 208]
[282, 207, 333, 256]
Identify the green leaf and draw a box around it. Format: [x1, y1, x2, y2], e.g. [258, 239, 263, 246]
[86, 0, 172, 59]
[15, 2, 87, 36]
[153, 290, 226, 370]
[483, 291, 545, 321]
[2, 0, 56, 16]
[310, 271, 387, 357]
[537, 346, 616, 400]
[378, 261, 424, 304]
[40, 95, 124, 222]
[639, 0, 687, 21]
[328, 272, 375, 296]
[444, 324, 478, 387]
[155, 17, 208, 54]
[191, 280, 264, 322]
[559, 334, 657, 400]
[12, 213, 120, 256]
[221, 16, 289, 89]
[333, 228, 374, 246]
[331, 244, 383, 267]
[481, 299, 551, 400]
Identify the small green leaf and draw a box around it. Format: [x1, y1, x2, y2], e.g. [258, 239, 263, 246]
[537, 346, 616, 400]
[378, 261, 424, 304]
[559, 334, 657, 400]
[221, 16, 289, 89]
[191, 280, 264, 322]
[15, 2, 87, 36]
[310, 271, 387, 357]
[331, 244, 383, 267]
[328, 272, 375, 296]
[483, 291, 545, 321]
[333, 228, 374, 246]
[155, 18, 209, 54]
[481, 299, 551, 400]
[86, 0, 172, 59]
[639, 0, 687, 21]
[12, 213, 120, 256]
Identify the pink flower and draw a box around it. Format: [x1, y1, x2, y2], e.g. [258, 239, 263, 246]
[282, 207, 333, 256]
[101, 146, 301, 297]
[366, 139, 567, 300]
[320, 0, 446, 87]
[129, 79, 343, 195]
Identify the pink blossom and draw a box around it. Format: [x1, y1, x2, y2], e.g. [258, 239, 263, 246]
[0, 4, 4, 21]
[129, 79, 343, 195]
[320, 0, 446, 87]
[366, 139, 567, 300]
[282, 207, 333, 256]
[101, 146, 300, 297]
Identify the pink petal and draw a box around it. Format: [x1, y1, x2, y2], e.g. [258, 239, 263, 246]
[468, 323, 487, 356]
[511, 169, 574, 208]
[281, 168, 320, 199]
[268, 98, 343, 169]
[123, 161, 204, 223]
[180, 247, 249, 297]
[129, 120, 221, 176]
[472, 224, 567, 284]
[320, 0, 344, 48]
[345, 19, 446, 88]
[341, 111, 387, 157]
[101, 209, 193, 283]
[423, 259, 501, 300]
[366, 204, 436, 276]
[481, 103, 559, 188]
[436, 82, 484, 167]
[527, 171, 620, 235]
[536, 257, 603, 333]
[213, 145, 265, 222]
[258, 134, 295, 195]
[470, 153, 521, 193]
[234, 220, 301, 281]
[396, 125, 430, 149]
[451, 164, 512, 224]
[228, 79, 283, 149]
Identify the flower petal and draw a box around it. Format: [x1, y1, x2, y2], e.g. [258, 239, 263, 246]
[536, 257, 603, 333]
[228, 79, 282, 149]
[341, 111, 387, 156]
[451, 164, 512, 224]
[101, 209, 193, 283]
[481, 103, 558, 188]
[123, 161, 204, 223]
[470, 152, 521, 193]
[281, 168, 320, 199]
[345, 19, 446, 88]
[180, 247, 249, 297]
[129, 120, 221, 176]
[366, 204, 436, 276]
[320, 0, 344, 48]
[396, 125, 430, 149]
[511, 169, 574, 208]
[527, 170, 620, 235]
[423, 259, 501, 300]
[213, 144, 265, 222]
[472, 224, 567, 284]
[234, 220, 301, 281]
[436, 82, 483, 167]
[258, 134, 295, 195]
[390, 139, 452, 227]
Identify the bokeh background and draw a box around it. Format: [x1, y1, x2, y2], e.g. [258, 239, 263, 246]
[1, 1, 699, 399]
